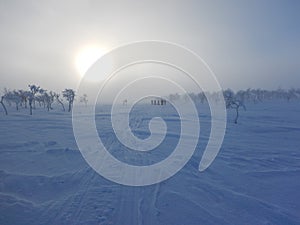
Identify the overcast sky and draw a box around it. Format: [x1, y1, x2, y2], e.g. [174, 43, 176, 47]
[0, 0, 299, 93]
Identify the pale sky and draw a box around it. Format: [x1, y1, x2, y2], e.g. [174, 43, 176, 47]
[0, 0, 299, 93]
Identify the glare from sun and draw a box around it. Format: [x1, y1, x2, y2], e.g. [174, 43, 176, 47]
[75, 46, 106, 77]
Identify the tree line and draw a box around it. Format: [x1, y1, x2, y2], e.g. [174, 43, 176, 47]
[168, 88, 300, 124]
[1, 85, 299, 124]
[0, 84, 88, 115]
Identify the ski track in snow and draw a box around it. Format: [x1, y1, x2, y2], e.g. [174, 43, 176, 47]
[0, 101, 300, 225]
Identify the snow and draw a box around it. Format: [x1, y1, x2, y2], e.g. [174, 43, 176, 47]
[0, 100, 299, 225]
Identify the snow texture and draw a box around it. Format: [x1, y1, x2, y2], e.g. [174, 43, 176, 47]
[0, 100, 299, 225]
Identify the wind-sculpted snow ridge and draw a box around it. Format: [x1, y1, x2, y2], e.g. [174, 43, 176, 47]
[0, 101, 300, 224]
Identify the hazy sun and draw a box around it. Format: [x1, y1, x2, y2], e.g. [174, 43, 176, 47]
[75, 45, 107, 77]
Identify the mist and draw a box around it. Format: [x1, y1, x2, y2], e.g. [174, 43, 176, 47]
[1, 0, 299, 95]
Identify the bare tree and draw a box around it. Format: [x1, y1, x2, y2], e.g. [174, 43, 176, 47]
[169, 93, 180, 102]
[35, 94, 45, 108]
[18, 90, 28, 108]
[0, 95, 7, 115]
[43, 92, 52, 111]
[4, 90, 22, 111]
[224, 89, 246, 124]
[38, 90, 55, 111]
[48, 91, 55, 110]
[79, 94, 88, 106]
[62, 89, 75, 112]
[54, 93, 65, 111]
[28, 84, 40, 109]
[286, 89, 298, 101]
[198, 92, 207, 103]
[27, 92, 34, 115]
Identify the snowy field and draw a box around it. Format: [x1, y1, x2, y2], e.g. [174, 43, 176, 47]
[0, 100, 300, 225]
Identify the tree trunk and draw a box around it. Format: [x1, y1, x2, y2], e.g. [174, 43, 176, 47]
[57, 99, 65, 111]
[29, 102, 33, 115]
[1, 97, 8, 115]
[60, 102, 65, 111]
[234, 107, 239, 124]
[68, 102, 71, 112]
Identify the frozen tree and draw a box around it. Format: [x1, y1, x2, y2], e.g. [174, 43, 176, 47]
[48, 91, 56, 110]
[17, 91, 34, 115]
[247, 89, 262, 103]
[198, 92, 207, 103]
[18, 90, 28, 108]
[41, 91, 55, 111]
[286, 89, 298, 101]
[35, 95, 45, 108]
[62, 89, 75, 112]
[4, 90, 22, 111]
[224, 89, 246, 124]
[79, 94, 88, 106]
[54, 93, 65, 111]
[36, 90, 55, 111]
[26, 92, 34, 115]
[188, 93, 199, 103]
[12, 91, 22, 110]
[0, 94, 7, 115]
[28, 84, 40, 109]
[169, 93, 180, 102]
[236, 90, 247, 103]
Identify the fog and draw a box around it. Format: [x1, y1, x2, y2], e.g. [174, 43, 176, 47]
[1, 0, 299, 95]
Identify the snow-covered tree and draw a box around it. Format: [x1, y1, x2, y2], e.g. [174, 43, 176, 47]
[62, 89, 75, 112]
[286, 89, 298, 101]
[42, 91, 55, 111]
[26, 92, 34, 115]
[79, 94, 88, 106]
[17, 90, 29, 108]
[168, 93, 180, 102]
[224, 89, 246, 124]
[198, 92, 207, 103]
[4, 90, 22, 111]
[0, 94, 7, 115]
[54, 93, 65, 111]
[36, 90, 55, 111]
[35, 94, 45, 108]
[28, 84, 41, 109]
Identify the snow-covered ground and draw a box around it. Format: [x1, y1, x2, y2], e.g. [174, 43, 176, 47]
[0, 100, 299, 225]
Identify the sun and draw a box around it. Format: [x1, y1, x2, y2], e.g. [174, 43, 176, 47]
[75, 45, 107, 77]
